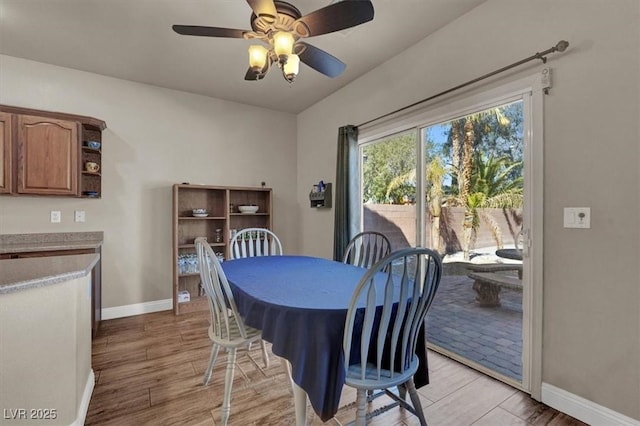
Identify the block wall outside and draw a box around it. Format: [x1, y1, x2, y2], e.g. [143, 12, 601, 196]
[363, 204, 523, 254]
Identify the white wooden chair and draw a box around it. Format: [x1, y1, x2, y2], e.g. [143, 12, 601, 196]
[228, 228, 294, 388]
[342, 231, 392, 269]
[195, 237, 269, 426]
[343, 247, 442, 426]
[230, 228, 283, 259]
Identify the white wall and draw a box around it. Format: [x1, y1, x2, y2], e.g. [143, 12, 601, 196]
[0, 55, 299, 308]
[297, 0, 639, 421]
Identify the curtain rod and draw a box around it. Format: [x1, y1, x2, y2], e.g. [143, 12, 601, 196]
[356, 40, 569, 128]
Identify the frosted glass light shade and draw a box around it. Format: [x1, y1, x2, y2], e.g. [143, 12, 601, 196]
[283, 54, 299, 75]
[273, 31, 294, 57]
[283, 54, 300, 82]
[248, 45, 268, 69]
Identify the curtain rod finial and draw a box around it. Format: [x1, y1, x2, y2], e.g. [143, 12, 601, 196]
[555, 40, 569, 52]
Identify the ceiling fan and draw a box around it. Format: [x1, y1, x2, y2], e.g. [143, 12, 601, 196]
[172, 0, 374, 83]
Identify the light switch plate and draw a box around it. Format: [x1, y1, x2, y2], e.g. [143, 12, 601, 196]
[50, 210, 61, 223]
[75, 210, 86, 223]
[564, 207, 590, 228]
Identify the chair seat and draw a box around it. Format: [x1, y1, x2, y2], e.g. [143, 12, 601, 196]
[345, 357, 419, 390]
[208, 322, 262, 348]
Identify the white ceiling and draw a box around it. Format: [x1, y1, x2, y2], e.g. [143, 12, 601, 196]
[0, 0, 485, 114]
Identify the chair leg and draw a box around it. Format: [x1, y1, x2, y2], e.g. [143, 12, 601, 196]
[220, 348, 237, 426]
[398, 384, 407, 401]
[406, 378, 427, 426]
[260, 339, 270, 368]
[203, 343, 220, 385]
[282, 359, 294, 390]
[355, 389, 367, 426]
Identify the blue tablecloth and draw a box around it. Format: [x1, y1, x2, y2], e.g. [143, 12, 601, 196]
[221, 255, 429, 422]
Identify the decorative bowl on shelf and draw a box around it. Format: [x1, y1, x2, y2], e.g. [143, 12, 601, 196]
[238, 205, 259, 214]
[83, 191, 99, 198]
[192, 208, 208, 217]
[84, 141, 101, 149]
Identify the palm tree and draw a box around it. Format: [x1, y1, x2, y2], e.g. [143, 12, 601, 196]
[460, 118, 474, 202]
[450, 119, 462, 195]
[471, 152, 523, 197]
[426, 157, 446, 253]
[459, 154, 523, 259]
[450, 109, 513, 259]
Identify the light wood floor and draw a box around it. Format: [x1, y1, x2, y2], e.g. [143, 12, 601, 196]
[87, 310, 586, 426]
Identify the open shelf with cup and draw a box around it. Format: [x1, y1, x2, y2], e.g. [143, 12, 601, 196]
[172, 183, 272, 314]
[81, 129, 102, 198]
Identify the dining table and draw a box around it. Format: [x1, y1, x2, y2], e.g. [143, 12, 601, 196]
[221, 255, 429, 425]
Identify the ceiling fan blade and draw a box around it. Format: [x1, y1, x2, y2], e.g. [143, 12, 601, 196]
[295, 0, 374, 37]
[296, 42, 346, 78]
[246, 0, 278, 19]
[172, 25, 246, 38]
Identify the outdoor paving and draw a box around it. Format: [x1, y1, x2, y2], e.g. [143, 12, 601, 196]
[425, 273, 523, 381]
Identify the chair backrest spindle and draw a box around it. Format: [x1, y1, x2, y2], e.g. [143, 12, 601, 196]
[343, 231, 392, 269]
[231, 228, 283, 260]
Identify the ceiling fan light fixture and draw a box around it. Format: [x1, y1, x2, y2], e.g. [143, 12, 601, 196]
[273, 31, 295, 60]
[283, 53, 300, 82]
[173, 0, 375, 84]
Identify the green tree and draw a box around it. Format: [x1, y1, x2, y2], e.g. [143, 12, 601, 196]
[384, 156, 445, 251]
[460, 153, 523, 259]
[362, 132, 416, 203]
[471, 152, 523, 197]
[362, 101, 524, 258]
[441, 102, 523, 177]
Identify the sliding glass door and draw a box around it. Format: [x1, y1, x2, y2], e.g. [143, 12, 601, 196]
[358, 93, 529, 389]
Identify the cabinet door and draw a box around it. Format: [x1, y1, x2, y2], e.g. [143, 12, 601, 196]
[17, 115, 79, 195]
[0, 112, 11, 193]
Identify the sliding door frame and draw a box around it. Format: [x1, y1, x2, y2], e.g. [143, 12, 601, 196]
[357, 72, 546, 398]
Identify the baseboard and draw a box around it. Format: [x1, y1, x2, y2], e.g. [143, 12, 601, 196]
[541, 382, 640, 426]
[70, 369, 95, 426]
[101, 299, 172, 320]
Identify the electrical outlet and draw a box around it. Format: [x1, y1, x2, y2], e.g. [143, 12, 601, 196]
[50, 210, 61, 223]
[75, 210, 86, 223]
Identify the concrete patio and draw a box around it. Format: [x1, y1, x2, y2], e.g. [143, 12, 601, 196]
[425, 273, 523, 381]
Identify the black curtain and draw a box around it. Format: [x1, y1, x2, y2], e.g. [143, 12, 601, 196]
[333, 125, 359, 261]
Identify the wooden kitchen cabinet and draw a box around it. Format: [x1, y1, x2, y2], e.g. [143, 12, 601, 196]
[17, 114, 79, 195]
[0, 105, 106, 198]
[0, 112, 11, 194]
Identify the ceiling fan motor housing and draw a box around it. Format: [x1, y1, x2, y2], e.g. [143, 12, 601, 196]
[250, 1, 309, 38]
